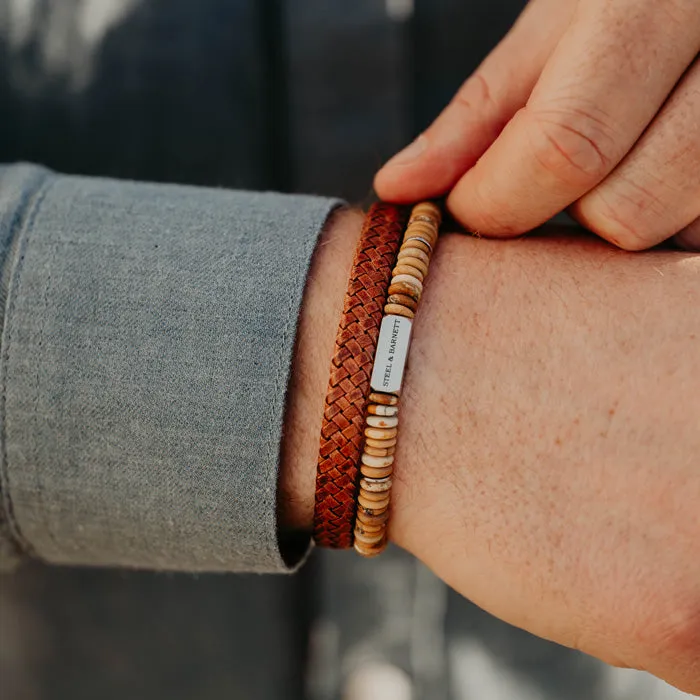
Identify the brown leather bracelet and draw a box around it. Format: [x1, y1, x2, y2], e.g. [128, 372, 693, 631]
[312, 203, 407, 549]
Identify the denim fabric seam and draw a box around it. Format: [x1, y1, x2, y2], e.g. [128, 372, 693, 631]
[0, 173, 54, 558]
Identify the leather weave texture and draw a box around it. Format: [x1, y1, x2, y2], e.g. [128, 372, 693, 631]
[313, 203, 407, 549]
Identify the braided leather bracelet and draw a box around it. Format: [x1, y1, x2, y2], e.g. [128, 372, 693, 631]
[312, 203, 407, 549]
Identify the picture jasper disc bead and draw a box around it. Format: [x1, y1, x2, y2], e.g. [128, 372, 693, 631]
[388, 281, 421, 301]
[356, 506, 391, 526]
[357, 502, 389, 517]
[364, 444, 395, 457]
[393, 264, 424, 282]
[395, 256, 429, 277]
[413, 201, 442, 218]
[359, 487, 391, 503]
[386, 293, 417, 311]
[355, 521, 383, 535]
[401, 237, 432, 255]
[354, 539, 387, 557]
[360, 464, 394, 479]
[383, 303, 414, 319]
[369, 392, 398, 406]
[367, 404, 398, 416]
[354, 530, 385, 546]
[361, 453, 395, 468]
[405, 228, 437, 248]
[366, 414, 398, 429]
[406, 216, 438, 233]
[360, 476, 392, 493]
[364, 426, 398, 441]
[364, 436, 397, 449]
[358, 494, 390, 512]
[391, 274, 423, 293]
[398, 247, 430, 265]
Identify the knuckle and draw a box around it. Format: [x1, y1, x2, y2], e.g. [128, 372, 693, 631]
[454, 72, 499, 115]
[575, 183, 665, 250]
[524, 103, 618, 188]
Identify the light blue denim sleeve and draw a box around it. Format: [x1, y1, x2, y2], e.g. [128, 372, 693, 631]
[0, 164, 341, 573]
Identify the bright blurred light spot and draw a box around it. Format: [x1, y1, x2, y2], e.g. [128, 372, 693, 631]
[449, 639, 543, 700]
[3, 0, 140, 90]
[385, 0, 414, 22]
[344, 662, 413, 700]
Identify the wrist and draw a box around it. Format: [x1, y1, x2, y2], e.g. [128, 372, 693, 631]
[278, 207, 364, 533]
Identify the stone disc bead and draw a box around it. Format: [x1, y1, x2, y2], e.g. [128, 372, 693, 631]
[395, 256, 429, 277]
[357, 501, 388, 517]
[401, 237, 432, 255]
[393, 264, 424, 282]
[405, 229, 437, 248]
[387, 293, 417, 311]
[360, 479, 391, 501]
[359, 492, 391, 507]
[357, 502, 389, 518]
[369, 392, 398, 406]
[364, 444, 395, 457]
[358, 493, 390, 511]
[366, 414, 398, 429]
[361, 452, 394, 468]
[384, 303, 414, 319]
[406, 218, 438, 236]
[391, 274, 423, 293]
[412, 201, 442, 219]
[398, 247, 430, 266]
[354, 529, 385, 546]
[409, 214, 438, 228]
[356, 507, 390, 526]
[355, 520, 383, 535]
[388, 280, 421, 301]
[360, 476, 392, 492]
[360, 477, 393, 493]
[364, 426, 398, 441]
[354, 539, 387, 557]
[360, 464, 394, 479]
[367, 404, 398, 417]
[364, 436, 397, 449]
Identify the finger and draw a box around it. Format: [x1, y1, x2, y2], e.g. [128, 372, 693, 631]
[374, 0, 576, 203]
[674, 217, 700, 251]
[572, 57, 700, 250]
[447, 0, 700, 237]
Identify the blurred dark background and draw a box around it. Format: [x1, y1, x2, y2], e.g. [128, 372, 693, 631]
[0, 1, 690, 699]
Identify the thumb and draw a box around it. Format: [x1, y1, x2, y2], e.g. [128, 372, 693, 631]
[374, 0, 575, 204]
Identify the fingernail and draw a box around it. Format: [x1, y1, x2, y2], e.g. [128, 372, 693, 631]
[383, 135, 427, 168]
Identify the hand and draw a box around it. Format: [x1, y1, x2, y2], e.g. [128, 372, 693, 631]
[282, 215, 700, 693]
[374, 0, 700, 251]
[390, 229, 700, 694]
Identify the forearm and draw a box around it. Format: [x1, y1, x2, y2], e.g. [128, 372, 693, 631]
[283, 224, 700, 535]
[393, 229, 700, 552]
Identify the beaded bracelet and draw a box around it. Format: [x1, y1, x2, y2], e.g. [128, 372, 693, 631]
[353, 201, 442, 557]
